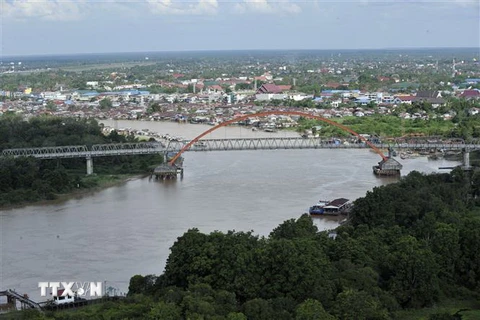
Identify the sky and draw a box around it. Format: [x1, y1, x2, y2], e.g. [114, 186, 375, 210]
[1, 0, 479, 56]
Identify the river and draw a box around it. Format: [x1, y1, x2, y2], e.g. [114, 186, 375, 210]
[0, 120, 461, 302]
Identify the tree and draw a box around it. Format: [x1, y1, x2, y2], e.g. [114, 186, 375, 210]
[295, 299, 335, 320]
[128, 274, 157, 296]
[99, 97, 113, 109]
[261, 238, 334, 303]
[269, 214, 318, 240]
[457, 216, 480, 290]
[332, 289, 389, 320]
[148, 102, 162, 114]
[45, 101, 57, 111]
[147, 301, 181, 320]
[385, 236, 440, 308]
[243, 299, 275, 320]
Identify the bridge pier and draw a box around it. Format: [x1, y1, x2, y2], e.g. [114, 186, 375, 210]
[86, 156, 93, 175]
[463, 148, 471, 170]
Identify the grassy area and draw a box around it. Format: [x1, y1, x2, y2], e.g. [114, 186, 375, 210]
[57, 173, 143, 199]
[80, 173, 134, 188]
[296, 116, 456, 138]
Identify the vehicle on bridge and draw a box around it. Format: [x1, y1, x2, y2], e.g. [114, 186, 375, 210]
[194, 141, 207, 148]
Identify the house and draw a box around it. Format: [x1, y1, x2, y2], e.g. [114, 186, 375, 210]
[413, 90, 445, 106]
[459, 89, 480, 100]
[416, 90, 442, 99]
[354, 97, 371, 106]
[393, 95, 415, 105]
[465, 79, 480, 85]
[207, 85, 224, 93]
[256, 84, 291, 94]
[255, 84, 293, 101]
[377, 76, 391, 82]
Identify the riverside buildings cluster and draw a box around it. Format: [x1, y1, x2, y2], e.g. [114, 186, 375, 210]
[1, 79, 479, 123]
[1, 52, 480, 125]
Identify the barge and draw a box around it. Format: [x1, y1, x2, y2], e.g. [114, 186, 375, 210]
[308, 198, 352, 216]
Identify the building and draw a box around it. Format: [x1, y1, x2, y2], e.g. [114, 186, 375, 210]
[459, 89, 480, 100]
[255, 84, 293, 101]
[373, 157, 403, 176]
[413, 90, 445, 106]
[256, 84, 292, 94]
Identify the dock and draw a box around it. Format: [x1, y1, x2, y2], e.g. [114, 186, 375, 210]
[373, 147, 403, 176]
[151, 164, 183, 180]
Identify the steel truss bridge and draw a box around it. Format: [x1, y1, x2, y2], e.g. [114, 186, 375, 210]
[1, 143, 165, 159]
[2, 138, 479, 159]
[2, 138, 477, 175]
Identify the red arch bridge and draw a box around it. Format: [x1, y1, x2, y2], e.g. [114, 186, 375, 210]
[2, 111, 478, 175]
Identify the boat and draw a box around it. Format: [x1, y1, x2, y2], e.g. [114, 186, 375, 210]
[308, 198, 352, 216]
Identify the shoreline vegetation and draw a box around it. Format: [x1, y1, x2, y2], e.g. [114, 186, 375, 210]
[0, 115, 164, 209]
[0, 174, 145, 210]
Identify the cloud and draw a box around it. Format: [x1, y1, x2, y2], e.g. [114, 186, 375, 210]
[145, 0, 219, 15]
[1, 0, 220, 21]
[2, 0, 87, 21]
[233, 0, 302, 15]
[354, 0, 479, 6]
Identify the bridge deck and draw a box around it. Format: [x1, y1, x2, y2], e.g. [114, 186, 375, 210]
[0, 139, 477, 160]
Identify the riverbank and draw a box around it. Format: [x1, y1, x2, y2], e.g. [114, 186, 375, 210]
[0, 173, 146, 210]
[55, 173, 148, 201]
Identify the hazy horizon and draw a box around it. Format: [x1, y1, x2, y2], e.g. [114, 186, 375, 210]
[2, 47, 479, 60]
[2, 0, 479, 56]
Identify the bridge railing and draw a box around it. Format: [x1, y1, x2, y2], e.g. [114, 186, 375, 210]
[91, 142, 163, 151]
[180, 137, 371, 152]
[2, 146, 89, 159]
[90, 142, 166, 156]
[1, 139, 479, 160]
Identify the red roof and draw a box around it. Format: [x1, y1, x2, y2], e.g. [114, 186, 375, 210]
[397, 96, 415, 101]
[460, 90, 480, 98]
[278, 85, 292, 91]
[325, 82, 341, 89]
[209, 85, 223, 91]
[256, 84, 283, 94]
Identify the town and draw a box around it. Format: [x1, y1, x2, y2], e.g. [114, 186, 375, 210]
[1, 50, 479, 134]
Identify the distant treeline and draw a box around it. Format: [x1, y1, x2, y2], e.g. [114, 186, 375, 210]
[16, 169, 479, 319]
[0, 114, 163, 207]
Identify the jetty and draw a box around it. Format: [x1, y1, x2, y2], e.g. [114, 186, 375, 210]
[373, 147, 403, 176]
[151, 151, 184, 180]
[152, 164, 183, 180]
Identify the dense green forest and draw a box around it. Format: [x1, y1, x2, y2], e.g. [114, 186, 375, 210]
[12, 169, 480, 319]
[0, 114, 163, 207]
